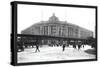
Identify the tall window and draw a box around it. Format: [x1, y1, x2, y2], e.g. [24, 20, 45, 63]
[75, 29, 78, 38]
[51, 25, 56, 36]
[62, 26, 66, 37]
[68, 27, 70, 37]
[44, 26, 48, 35]
[59, 27, 61, 36]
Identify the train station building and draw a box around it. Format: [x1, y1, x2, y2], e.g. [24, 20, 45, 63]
[21, 13, 93, 39]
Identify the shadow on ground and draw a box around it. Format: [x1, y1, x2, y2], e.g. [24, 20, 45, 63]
[84, 49, 96, 55]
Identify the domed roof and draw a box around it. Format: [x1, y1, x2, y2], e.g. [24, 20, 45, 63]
[48, 13, 59, 22]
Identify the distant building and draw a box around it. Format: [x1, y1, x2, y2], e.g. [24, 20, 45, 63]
[21, 13, 93, 39]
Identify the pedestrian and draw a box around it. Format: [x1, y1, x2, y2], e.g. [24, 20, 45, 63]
[82, 45, 84, 48]
[62, 41, 66, 51]
[73, 41, 76, 49]
[78, 44, 81, 50]
[62, 44, 65, 51]
[73, 44, 76, 49]
[35, 39, 40, 52]
[35, 45, 40, 52]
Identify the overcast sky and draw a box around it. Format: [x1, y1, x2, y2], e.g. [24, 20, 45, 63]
[18, 4, 96, 37]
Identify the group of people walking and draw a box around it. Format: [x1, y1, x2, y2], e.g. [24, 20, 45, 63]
[34, 40, 83, 53]
[62, 42, 82, 52]
[73, 44, 82, 50]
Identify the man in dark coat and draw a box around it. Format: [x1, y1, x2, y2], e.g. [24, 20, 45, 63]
[35, 40, 40, 52]
[35, 45, 40, 52]
[78, 44, 81, 50]
[62, 44, 66, 51]
[62, 41, 66, 51]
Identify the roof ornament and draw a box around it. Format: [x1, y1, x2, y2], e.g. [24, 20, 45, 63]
[49, 13, 59, 22]
[53, 13, 55, 16]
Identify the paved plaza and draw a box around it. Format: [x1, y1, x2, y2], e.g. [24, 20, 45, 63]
[18, 45, 95, 63]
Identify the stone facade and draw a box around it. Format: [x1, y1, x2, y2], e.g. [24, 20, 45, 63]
[21, 13, 93, 39]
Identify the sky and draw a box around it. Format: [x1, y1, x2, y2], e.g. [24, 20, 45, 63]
[18, 4, 96, 37]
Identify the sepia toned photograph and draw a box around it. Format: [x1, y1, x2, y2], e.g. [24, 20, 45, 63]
[11, 1, 97, 65]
